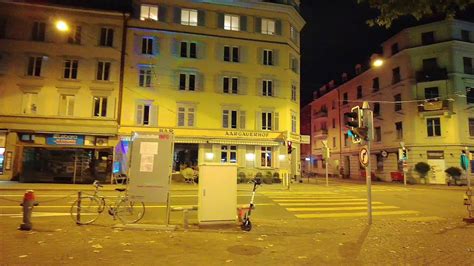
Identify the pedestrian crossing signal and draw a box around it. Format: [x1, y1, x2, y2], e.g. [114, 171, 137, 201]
[287, 141, 293, 154]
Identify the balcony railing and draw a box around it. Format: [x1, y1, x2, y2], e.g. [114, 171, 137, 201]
[416, 68, 447, 82]
[313, 110, 328, 119]
[417, 99, 451, 113]
[313, 129, 328, 139]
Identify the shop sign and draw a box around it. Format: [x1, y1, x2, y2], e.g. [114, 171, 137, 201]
[5, 151, 12, 170]
[225, 131, 270, 138]
[46, 135, 85, 145]
[0, 133, 5, 147]
[427, 150, 444, 160]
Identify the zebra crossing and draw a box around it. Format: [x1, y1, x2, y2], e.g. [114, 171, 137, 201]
[260, 191, 418, 219]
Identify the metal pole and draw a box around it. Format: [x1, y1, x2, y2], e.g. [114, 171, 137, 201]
[366, 139, 372, 225]
[403, 167, 407, 186]
[73, 152, 77, 184]
[325, 160, 329, 186]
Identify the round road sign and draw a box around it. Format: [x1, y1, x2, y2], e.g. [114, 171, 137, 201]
[359, 147, 369, 167]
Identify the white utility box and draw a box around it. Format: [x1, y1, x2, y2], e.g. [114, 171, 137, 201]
[198, 165, 237, 225]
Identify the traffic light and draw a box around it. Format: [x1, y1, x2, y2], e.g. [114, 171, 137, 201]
[287, 141, 293, 154]
[344, 106, 362, 129]
[402, 148, 407, 160]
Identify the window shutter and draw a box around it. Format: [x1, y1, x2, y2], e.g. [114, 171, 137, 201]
[177, 107, 185, 126]
[197, 42, 206, 59]
[257, 48, 263, 65]
[198, 10, 206, 26]
[158, 5, 167, 22]
[239, 76, 247, 95]
[257, 79, 263, 96]
[217, 13, 225, 29]
[171, 38, 179, 56]
[273, 49, 279, 66]
[274, 112, 279, 131]
[256, 111, 262, 130]
[136, 104, 144, 125]
[239, 111, 246, 129]
[153, 37, 159, 55]
[188, 108, 195, 127]
[197, 73, 204, 91]
[275, 20, 282, 35]
[134, 34, 142, 55]
[255, 17, 262, 33]
[272, 80, 278, 97]
[173, 7, 181, 23]
[240, 16, 247, 32]
[150, 105, 158, 126]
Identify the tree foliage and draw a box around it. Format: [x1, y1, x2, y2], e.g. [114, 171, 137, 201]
[358, 0, 474, 28]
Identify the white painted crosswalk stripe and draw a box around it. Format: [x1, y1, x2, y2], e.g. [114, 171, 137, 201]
[267, 196, 356, 199]
[274, 198, 367, 202]
[295, 210, 419, 219]
[278, 202, 384, 206]
[287, 205, 400, 212]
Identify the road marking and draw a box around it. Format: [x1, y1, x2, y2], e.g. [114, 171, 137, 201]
[278, 202, 384, 206]
[274, 198, 367, 202]
[287, 205, 400, 212]
[267, 196, 355, 199]
[295, 210, 419, 219]
[260, 192, 337, 195]
[401, 216, 446, 222]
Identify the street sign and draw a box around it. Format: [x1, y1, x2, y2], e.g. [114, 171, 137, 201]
[402, 161, 408, 172]
[359, 146, 369, 167]
[381, 150, 388, 158]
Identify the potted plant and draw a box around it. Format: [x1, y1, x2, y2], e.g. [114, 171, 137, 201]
[444, 167, 462, 186]
[414, 162, 430, 184]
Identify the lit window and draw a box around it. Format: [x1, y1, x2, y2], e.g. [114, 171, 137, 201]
[260, 147, 272, 167]
[140, 5, 158, 21]
[261, 19, 275, 35]
[67, 25, 81, 44]
[22, 93, 38, 114]
[221, 145, 237, 163]
[181, 9, 198, 26]
[93, 96, 107, 117]
[224, 14, 239, 31]
[59, 95, 75, 116]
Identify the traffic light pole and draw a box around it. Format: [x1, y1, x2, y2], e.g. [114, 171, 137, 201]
[362, 102, 373, 225]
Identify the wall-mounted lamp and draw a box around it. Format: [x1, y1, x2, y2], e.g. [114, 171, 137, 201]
[245, 153, 255, 161]
[205, 152, 214, 160]
[278, 154, 286, 161]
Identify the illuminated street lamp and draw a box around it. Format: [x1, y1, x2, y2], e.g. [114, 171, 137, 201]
[372, 58, 384, 68]
[55, 20, 69, 32]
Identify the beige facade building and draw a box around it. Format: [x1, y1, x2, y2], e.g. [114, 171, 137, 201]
[0, 1, 126, 182]
[307, 19, 474, 184]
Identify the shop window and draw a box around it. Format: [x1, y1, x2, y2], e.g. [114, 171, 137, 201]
[19, 134, 35, 143]
[221, 145, 237, 163]
[93, 96, 107, 117]
[59, 95, 75, 116]
[96, 61, 111, 81]
[22, 93, 38, 114]
[260, 146, 272, 167]
[99, 28, 114, 47]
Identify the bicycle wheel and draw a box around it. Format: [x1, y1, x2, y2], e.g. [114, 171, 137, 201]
[115, 198, 145, 224]
[70, 196, 102, 225]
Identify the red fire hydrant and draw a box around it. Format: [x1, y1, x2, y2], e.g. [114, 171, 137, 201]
[19, 190, 38, 231]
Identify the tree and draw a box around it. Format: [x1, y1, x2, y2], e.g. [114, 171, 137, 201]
[358, 0, 474, 28]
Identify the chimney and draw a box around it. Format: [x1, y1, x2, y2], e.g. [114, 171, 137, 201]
[355, 64, 362, 75]
[341, 72, 348, 82]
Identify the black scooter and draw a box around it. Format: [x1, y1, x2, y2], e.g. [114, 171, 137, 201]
[241, 178, 262, 231]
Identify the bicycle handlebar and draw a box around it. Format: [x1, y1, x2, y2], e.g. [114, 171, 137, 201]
[93, 180, 103, 188]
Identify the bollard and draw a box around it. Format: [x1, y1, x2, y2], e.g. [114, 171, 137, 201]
[19, 190, 38, 231]
[463, 188, 474, 223]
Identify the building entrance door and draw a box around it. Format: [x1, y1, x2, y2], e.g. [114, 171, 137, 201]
[343, 156, 350, 179]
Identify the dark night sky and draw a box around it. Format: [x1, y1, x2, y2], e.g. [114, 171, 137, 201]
[298, 0, 474, 106]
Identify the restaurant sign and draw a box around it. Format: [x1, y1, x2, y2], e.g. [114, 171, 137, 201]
[47, 135, 85, 146]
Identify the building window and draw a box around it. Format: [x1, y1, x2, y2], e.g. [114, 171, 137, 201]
[221, 145, 237, 163]
[68, 26, 81, 45]
[423, 58, 438, 71]
[27, 56, 42, 77]
[395, 122, 403, 139]
[290, 56, 299, 73]
[291, 84, 297, 101]
[372, 77, 380, 92]
[32, 22, 45, 41]
[263, 49, 273, 65]
[467, 87, 474, 104]
[290, 25, 298, 43]
[291, 112, 297, 133]
[93, 96, 107, 117]
[356, 86, 362, 99]
[22, 93, 38, 114]
[425, 87, 439, 100]
[260, 147, 272, 167]
[179, 73, 196, 91]
[224, 46, 239, 62]
[394, 94, 402, 111]
[180, 41, 197, 58]
[223, 77, 238, 94]
[463, 57, 473, 74]
[427, 118, 441, 137]
[376, 154, 383, 171]
[422, 31, 435, 45]
[177, 106, 195, 127]
[136, 103, 151, 125]
[261, 111, 279, 131]
[142, 37, 154, 55]
[223, 109, 245, 129]
[0, 19, 6, 39]
[342, 92, 348, 105]
[181, 9, 198, 26]
[375, 127, 381, 142]
[371, 102, 379, 116]
[391, 43, 399, 55]
[97, 61, 111, 81]
[344, 133, 348, 147]
[224, 14, 239, 31]
[392, 67, 401, 84]
[469, 118, 474, 136]
[332, 118, 336, 128]
[140, 4, 158, 21]
[99, 28, 114, 47]
[262, 80, 273, 96]
[261, 18, 275, 35]
[332, 137, 336, 148]
[139, 67, 152, 87]
[63, 59, 78, 79]
[59, 95, 75, 116]
[461, 30, 471, 42]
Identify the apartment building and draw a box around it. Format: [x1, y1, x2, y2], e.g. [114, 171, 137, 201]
[306, 19, 474, 184]
[0, 1, 126, 182]
[117, 0, 304, 179]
